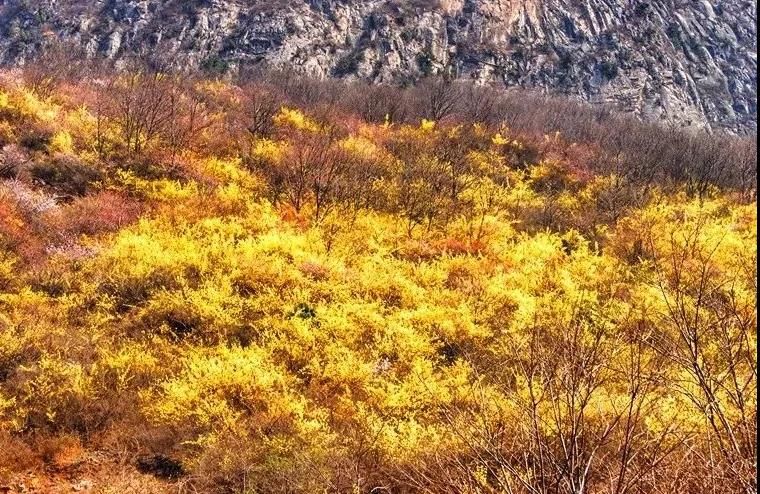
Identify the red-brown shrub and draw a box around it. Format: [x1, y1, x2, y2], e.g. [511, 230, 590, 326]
[55, 191, 143, 236]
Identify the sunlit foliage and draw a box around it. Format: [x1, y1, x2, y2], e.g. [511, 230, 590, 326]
[0, 69, 756, 493]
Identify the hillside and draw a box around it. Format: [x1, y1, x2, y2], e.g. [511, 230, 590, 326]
[0, 67, 757, 493]
[0, 0, 757, 133]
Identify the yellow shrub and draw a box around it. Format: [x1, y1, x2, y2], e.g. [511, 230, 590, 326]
[339, 135, 381, 161]
[274, 107, 322, 133]
[491, 132, 509, 146]
[142, 345, 306, 437]
[48, 130, 75, 154]
[0, 72, 756, 494]
[420, 119, 436, 132]
[250, 138, 288, 163]
[114, 169, 199, 202]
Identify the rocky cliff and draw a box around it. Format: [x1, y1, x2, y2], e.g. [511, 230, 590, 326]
[0, 0, 756, 133]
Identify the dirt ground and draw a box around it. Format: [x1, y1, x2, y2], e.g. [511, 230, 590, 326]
[0, 440, 178, 494]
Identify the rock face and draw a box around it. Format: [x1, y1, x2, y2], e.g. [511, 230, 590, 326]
[0, 0, 756, 133]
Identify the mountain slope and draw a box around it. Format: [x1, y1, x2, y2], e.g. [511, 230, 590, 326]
[0, 0, 756, 132]
[0, 67, 756, 494]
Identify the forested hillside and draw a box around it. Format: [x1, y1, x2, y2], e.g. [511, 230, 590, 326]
[0, 67, 756, 493]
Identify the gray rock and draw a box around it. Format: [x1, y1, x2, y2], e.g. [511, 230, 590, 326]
[0, 0, 755, 133]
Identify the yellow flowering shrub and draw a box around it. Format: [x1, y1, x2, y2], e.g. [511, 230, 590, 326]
[274, 107, 322, 133]
[0, 72, 755, 494]
[48, 130, 75, 154]
[420, 119, 436, 132]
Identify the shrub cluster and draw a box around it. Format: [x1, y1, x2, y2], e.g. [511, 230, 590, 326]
[0, 64, 756, 493]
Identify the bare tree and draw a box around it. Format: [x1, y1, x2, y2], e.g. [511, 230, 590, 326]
[646, 217, 758, 492]
[413, 77, 464, 122]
